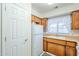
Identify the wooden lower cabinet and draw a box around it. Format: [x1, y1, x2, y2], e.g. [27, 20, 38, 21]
[66, 46, 76, 56]
[47, 43, 57, 55]
[66, 41, 77, 56]
[43, 40, 47, 51]
[56, 45, 65, 56]
[47, 43, 65, 56]
[43, 38, 77, 56]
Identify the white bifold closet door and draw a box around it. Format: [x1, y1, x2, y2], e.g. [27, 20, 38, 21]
[2, 4, 31, 56]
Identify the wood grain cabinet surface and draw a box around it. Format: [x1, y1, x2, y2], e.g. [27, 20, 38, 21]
[66, 46, 76, 56]
[41, 18, 48, 32]
[32, 15, 48, 32]
[66, 41, 77, 56]
[41, 19, 47, 32]
[43, 37, 77, 56]
[32, 15, 35, 22]
[43, 39, 47, 51]
[47, 42, 65, 56]
[71, 10, 79, 30]
[32, 15, 42, 25]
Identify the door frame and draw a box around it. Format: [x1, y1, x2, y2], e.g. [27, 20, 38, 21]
[0, 3, 2, 56]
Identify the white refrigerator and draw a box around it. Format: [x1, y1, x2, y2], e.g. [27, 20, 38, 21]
[32, 22, 43, 56]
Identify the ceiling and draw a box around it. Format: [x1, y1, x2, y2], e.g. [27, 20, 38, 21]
[32, 3, 73, 14]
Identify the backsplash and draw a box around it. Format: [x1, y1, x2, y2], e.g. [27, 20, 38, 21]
[71, 30, 79, 34]
[44, 30, 79, 36]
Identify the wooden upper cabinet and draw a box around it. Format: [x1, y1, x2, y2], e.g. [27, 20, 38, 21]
[35, 16, 42, 25]
[32, 15, 42, 25]
[32, 15, 48, 31]
[32, 15, 35, 22]
[71, 10, 79, 30]
[41, 18, 48, 32]
[41, 18, 46, 25]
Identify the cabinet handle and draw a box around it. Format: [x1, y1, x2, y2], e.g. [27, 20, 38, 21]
[35, 22, 39, 24]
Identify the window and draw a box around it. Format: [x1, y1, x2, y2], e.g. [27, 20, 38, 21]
[47, 15, 71, 34]
[48, 23, 57, 33]
[58, 23, 70, 33]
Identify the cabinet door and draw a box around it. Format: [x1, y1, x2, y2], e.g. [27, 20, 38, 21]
[35, 17, 41, 25]
[47, 42, 65, 56]
[72, 11, 79, 30]
[41, 18, 48, 32]
[32, 15, 42, 25]
[47, 43, 57, 55]
[32, 15, 35, 22]
[43, 40, 47, 51]
[56, 44, 65, 56]
[66, 46, 76, 56]
[41, 19, 46, 25]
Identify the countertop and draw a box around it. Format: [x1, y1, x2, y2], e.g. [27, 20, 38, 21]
[44, 30, 79, 45]
[44, 36, 65, 40]
[44, 30, 79, 37]
[43, 35, 79, 45]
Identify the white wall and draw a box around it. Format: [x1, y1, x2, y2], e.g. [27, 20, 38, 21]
[31, 8, 43, 18]
[42, 4, 79, 18]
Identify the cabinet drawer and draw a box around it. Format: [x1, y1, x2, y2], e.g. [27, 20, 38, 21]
[66, 41, 77, 47]
[46, 38, 66, 45]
